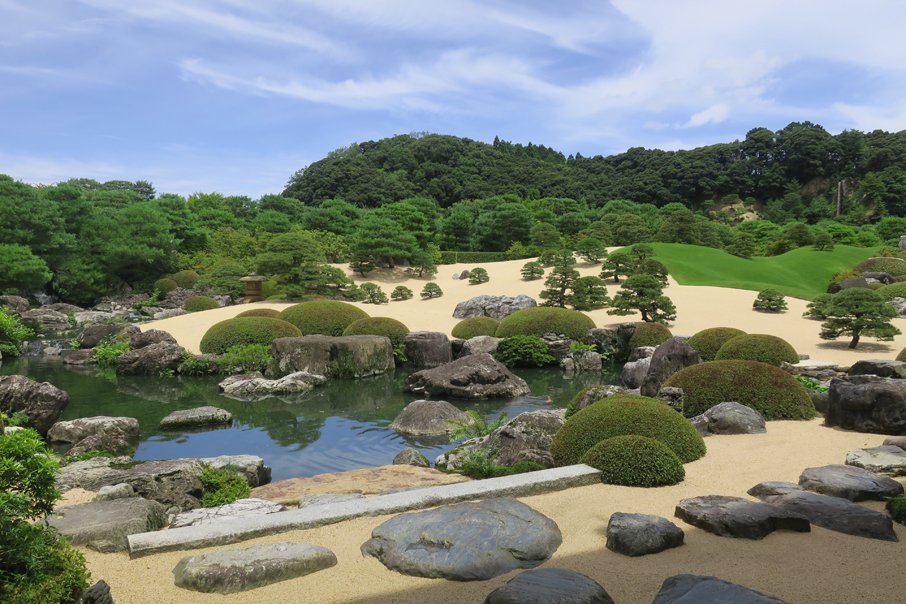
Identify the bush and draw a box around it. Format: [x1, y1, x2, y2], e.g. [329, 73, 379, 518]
[154, 277, 178, 294]
[887, 494, 906, 525]
[217, 344, 272, 374]
[876, 282, 906, 300]
[854, 257, 906, 277]
[451, 317, 499, 339]
[564, 385, 617, 419]
[391, 286, 413, 301]
[420, 283, 443, 299]
[686, 327, 746, 361]
[93, 337, 130, 367]
[184, 295, 220, 313]
[714, 334, 799, 367]
[664, 360, 815, 419]
[170, 270, 200, 289]
[199, 465, 251, 507]
[199, 317, 301, 354]
[753, 289, 788, 312]
[453, 448, 544, 479]
[0, 308, 34, 358]
[235, 308, 281, 318]
[278, 300, 368, 336]
[580, 435, 685, 487]
[494, 335, 556, 367]
[468, 267, 490, 284]
[550, 394, 706, 466]
[521, 261, 545, 281]
[495, 307, 595, 340]
[628, 322, 672, 349]
[360, 282, 389, 304]
[343, 317, 409, 349]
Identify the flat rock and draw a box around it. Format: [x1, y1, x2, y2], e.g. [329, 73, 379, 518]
[746, 482, 803, 499]
[68, 429, 136, 456]
[652, 574, 786, 603]
[848, 359, 906, 379]
[389, 399, 472, 436]
[173, 542, 337, 594]
[218, 371, 327, 400]
[0, 374, 70, 436]
[406, 353, 530, 399]
[753, 490, 898, 541]
[393, 447, 430, 467]
[46, 496, 167, 552]
[0, 294, 29, 314]
[21, 308, 70, 332]
[845, 446, 906, 476]
[298, 492, 366, 508]
[96, 483, 135, 501]
[170, 498, 287, 528]
[798, 464, 904, 501]
[61, 348, 96, 366]
[485, 567, 614, 604]
[48, 415, 139, 444]
[72, 310, 115, 326]
[640, 337, 701, 397]
[78, 323, 140, 348]
[674, 495, 810, 539]
[606, 512, 684, 556]
[361, 498, 561, 580]
[160, 406, 232, 429]
[690, 402, 766, 436]
[452, 294, 537, 320]
[404, 331, 453, 368]
[883, 436, 906, 450]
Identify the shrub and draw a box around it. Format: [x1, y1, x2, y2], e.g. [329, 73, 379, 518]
[154, 277, 178, 294]
[451, 317, 499, 339]
[448, 410, 508, 442]
[420, 283, 443, 299]
[876, 281, 906, 300]
[278, 300, 368, 336]
[664, 360, 815, 419]
[628, 322, 672, 349]
[360, 282, 389, 304]
[0, 308, 34, 358]
[521, 261, 545, 281]
[235, 308, 281, 318]
[495, 307, 595, 340]
[550, 394, 706, 466]
[391, 285, 413, 301]
[170, 270, 200, 289]
[494, 335, 556, 367]
[217, 344, 272, 374]
[854, 257, 906, 277]
[453, 448, 544, 479]
[184, 295, 220, 313]
[581, 435, 685, 487]
[199, 317, 301, 354]
[343, 317, 409, 349]
[687, 327, 746, 361]
[199, 465, 251, 507]
[93, 337, 130, 367]
[887, 495, 906, 525]
[714, 334, 799, 366]
[753, 289, 788, 312]
[468, 267, 490, 284]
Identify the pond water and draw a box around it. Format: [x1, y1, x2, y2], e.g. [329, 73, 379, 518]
[2, 357, 613, 481]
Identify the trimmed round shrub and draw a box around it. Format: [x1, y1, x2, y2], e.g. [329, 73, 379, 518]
[550, 394, 706, 466]
[495, 307, 595, 340]
[452, 317, 500, 339]
[235, 308, 281, 318]
[199, 317, 301, 354]
[887, 494, 906, 525]
[664, 360, 815, 419]
[581, 435, 685, 487]
[278, 300, 368, 336]
[342, 317, 409, 348]
[714, 334, 799, 367]
[876, 281, 906, 300]
[170, 269, 200, 289]
[183, 295, 220, 313]
[628, 322, 672, 349]
[154, 277, 178, 294]
[855, 257, 906, 277]
[687, 327, 746, 361]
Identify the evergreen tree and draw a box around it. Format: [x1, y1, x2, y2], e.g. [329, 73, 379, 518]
[468, 267, 490, 284]
[575, 237, 606, 264]
[420, 282, 443, 299]
[600, 249, 635, 283]
[539, 250, 578, 308]
[819, 288, 900, 348]
[569, 276, 609, 311]
[608, 273, 677, 323]
[520, 261, 545, 281]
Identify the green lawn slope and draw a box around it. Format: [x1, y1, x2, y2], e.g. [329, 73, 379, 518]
[648, 243, 880, 300]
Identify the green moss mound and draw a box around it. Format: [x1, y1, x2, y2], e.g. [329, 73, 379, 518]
[451, 317, 500, 339]
[664, 360, 815, 419]
[154, 278, 177, 294]
[184, 295, 220, 313]
[235, 308, 282, 318]
[855, 257, 906, 277]
[887, 494, 906, 525]
[628, 322, 672, 349]
[687, 327, 747, 361]
[200, 465, 251, 507]
[550, 394, 706, 466]
[714, 333, 799, 367]
[278, 300, 369, 336]
[495, 307, 594, 340]
[876, 281, 906, 300]
[342, 317, 410, 348]
[170, 270, 200, 289]
[199, 317, 301, 354]
[581, 435, 685, 487]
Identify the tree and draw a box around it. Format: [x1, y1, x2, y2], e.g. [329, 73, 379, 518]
[539, 250, 579, 308]
[656, 207, 700, 244]
[360, 282, 388, 304]
[628, 243, 655, 263]
[530, 222, 562, 249]
[349, 253, 375, 277]
[726, 232, 757, 258]
[608, 274, 677, 323]
[812, 231, 835, 251]
[575, 237, 606, 264]
[600, 250, 634, 283]
[635, 258, 669, 285]
[350, 215, 418, 268]
[520, 261, 545, 281]
[391, 285, 413, 301]
[420, 282, 443, 299]
[409, 244, 440, 278]
[569, 276, 609, 311]
[289, 263, 358, 299]
[474, 201, 533, 251]
[753, 289, 788, 312]
[818, 288, 900, 348]
[468, 267, 490, 284]
[0, 244, 52, 293]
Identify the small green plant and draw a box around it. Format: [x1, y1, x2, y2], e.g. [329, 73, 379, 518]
[0, 308, 34, 358]
[453, 448, 545, 479]
[569, 341, 596, 353]
[887, 494, 906, 525]
[795, 375, 829, 392]
[391, 285, 413, 301]
[93, 337, 131, 367]
[448, 410, 508, 442]
[67, 339, 80, 349]
[468, 267, 490, 284]
[494, 335, 556, 367]
[520, 261, 545, 281]
[753, 289, 788, 312]
[199, 465, 251, 507]
[420, 282, 443, 299]
[64, 449, 115, 463]
[360, 282, 389, 304]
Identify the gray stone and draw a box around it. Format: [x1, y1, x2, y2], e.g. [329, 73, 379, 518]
[674, 495, 810, 539]
[170, 498, 287, 528]
[21, 308, 70, 332]
[461, 335, 501, 357]
[269, 335, 395, 379]
[115, 342, 185, 376]
[193, 454, 271, 487]
[404, 331, 453, 368]
[81, 580, 113, 604]
[298, 492, 366, 508]
[96, 483, 136, 501]
[153, 308, 187, 320]
[848, 359, 906, 379]
[48, 415, 139, 444]
[44, 302, 83, 314]
[393, 447, 430, 467]
[883, 436, 906, 450]
[641, 337, 701, 397]
[61, 348, 96, 365]
[798, 464, 904, 501]
[0, 294, 29, 314]
[753, 490, 898, 541]
[173, 542, 337, 594]
[0, 374, 69, 436]
[605, 512, 684, 557]
[361, 498, 561, 580]
[46, 497, 167, 552]
[653, 574, 786, 603]
[130, 329, 177, 349]
[620, 356, 650, 389]
[690, 402, 766, 436]
[406, 353, 530, 399]
[218, 371, 327, 400]
[452, 294, 537, 320]
[560, 350, 602, 376]
[68, 429, 137, 456]
[809, 390, 829, 414]
[628, 345, 657, 362]
[825, 375, 906, 434]
[485, 568, 614, 604]
[746, 482, 803, 499]
[568, 385, 627, 416]
[845, 445, 906, 476]
[78, 323, 139, 348]
[160, 406, 232, 430]
[827, 277, 870, 293]
[860, 271, 896, 284]
[656, 386, 684, 413]
[544, 337, 573, 361]
[389, 400, 472, 436]
[72, 311, 115, 325]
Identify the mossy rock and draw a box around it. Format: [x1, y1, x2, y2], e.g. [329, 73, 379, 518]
[451, 317, 500, 339]
[199, 317, 301, 354]
[170, 270, 200, 289]
[154, 278, 178, 294]
[628, 322, 672, 349]
[278, 300, 369, 336]
[342, 317, 410, 348]
[714, 334, 799, 367]
[235, 308, 282, 319]
[687, 327, 746, 361]
[855, 257, 906, 277]
[550, 394, 706, 466]
[664, 360, 815, 420]
[495, 307, 594, 340]
[581, 435, 685, 487]
[183, 295, 220, 313]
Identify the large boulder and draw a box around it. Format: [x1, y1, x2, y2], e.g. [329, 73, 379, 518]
[845, 446, 906, 476]
[674, 495, 810, 539]
[884, 436, 906, 450]
[460, 335, 501, 357]
[48, 416, 139, 445]
[404, 331, 453, 368]
[485, 568, 614, 604]
[268, 335, 394, 379]
[218, 371, 327, 400]
[690, 402, 767, 436]
[825, 376, 906, 434]
[0, 294, 29, 314]
[78, 323, 140, 348]
[46, 497, 167, 552]
[640, 337, 701, 397]
[20, 308, 70, 332]
[652, 575, 786, 604]
[389, 400, 472, 436]
[406, 353, 530, 399]
[115, 342, 185, 376]
[620, 356, 651, 389]
[392, 447, 430, 467]
[798, 464, 904, 501]
[560, 350, 602, 376]
[452, 294, 537, 320]
[159, 406, 233, 430]
[130, 329, 177, 349]
[0, 375, 69, 436]
[71, 310, 116, 326]
[68, 430, 136, 456]
[585, 324, 636, 362]
[752, 489, 897, 541]
[568, 385, 627, 416]
[848, 359, 906, 379]
[605, 512, 684, 557]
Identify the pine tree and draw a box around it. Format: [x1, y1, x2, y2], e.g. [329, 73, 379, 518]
[539, 250, 578, 308]
[608, 274, 676, 323]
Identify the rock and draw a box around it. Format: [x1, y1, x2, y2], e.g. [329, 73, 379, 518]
[620, 356, 651, 389]
[0, 374, 69, 436]
[845, 445, 906, 476]
[674, 495, 810, 539]
[218, 371, 327, 400]
[891, 296, 906, 317]
[72, 311, 115, 326]
[61, 348, 96, 365]
[193, 455, 271, 487]
[173, 542, 337, 594]
[848, 359, 906, 379]
[81, 580, 113, 604]
[115, 342, 185, 376]
[44, 302, 83, 314]
[160, 406, 232, 430]
[560, 350, 602, 376]
[153, 308, 187, 320]
[404, 331, 453, 368]
[753, 490, 898, 541]
[652, 574, 786, 604]
[860, 271, 896, 284]
[827, 277, 870, 293]
[389, 400, 472, 436]
[585, 325, 636, 362]
[485, 568, 614, 604]
[361, 498, 561, 580]
[798, 464, 904, 501]
[825, 376, 906, 434]
[78, 323, 140, 348]
[569, 385, 627, 415]
[460, 335, 501, 357]
[883, 436, 906, 450]
[809, 390, 829, 414]
[406, 353, 530, 399]
[48, 415, 139, 444]
[544, 336, 573, 361]
[393, 447, 430, 467]
[690, 402, 766, 436]
[640, 337, 701, 397]
[628, 345, 657, 361]
[170, 498, 287, 528]
[298, 492, 366, 508]
[68, 429, 137, 456]
[656, 386, 684, 413]
[459, 269, 471, 280]
[452, 294, 537, 320]
[0, 294, 29, 314]
[605, 512, 684, 557]
[130, 329, 177, 349]
[746, 481, 803, 499]
[21, 308, 70, 332]
[46, 497, 167, 552]
[95, 483, 136, 501]
[268, 335, 395, 379]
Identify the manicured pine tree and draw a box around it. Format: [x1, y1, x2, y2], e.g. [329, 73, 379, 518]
[819, 288, 900, 349]
[608, 273, 677, 323]
[539, 250, 579, 308]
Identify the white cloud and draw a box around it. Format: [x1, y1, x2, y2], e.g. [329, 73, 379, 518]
[682, 103, 730, 128]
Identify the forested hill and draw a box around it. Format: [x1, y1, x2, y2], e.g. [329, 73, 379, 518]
[284, 123, 906, 217]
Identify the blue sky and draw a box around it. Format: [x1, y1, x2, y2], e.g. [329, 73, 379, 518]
[2, 0, 906, 198]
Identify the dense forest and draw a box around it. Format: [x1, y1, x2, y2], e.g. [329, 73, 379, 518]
[2, 121, 905, 306]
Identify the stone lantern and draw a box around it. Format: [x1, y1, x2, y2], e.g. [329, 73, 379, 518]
[239, 274, 267, 303]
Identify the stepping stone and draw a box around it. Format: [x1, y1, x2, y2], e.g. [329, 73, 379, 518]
[753, 490, 898, 541]
[605, 512, 684, 557]
[361, 498, 561, 580]
[845, 446, 906, 477]
[173, 542, 336, 594]
[652, 574, 787, 603]
[675, 495, 810, 539]
[170, 498, 287, 528]
[46, 497, 167, 552]
[799, 464, 904, 501]
[746, 482, 803, 499]
[298, 492, 365, 508]
[884, 436, 906, 451]
[159, 406, 232, 429]
[485, 567, 614, 604]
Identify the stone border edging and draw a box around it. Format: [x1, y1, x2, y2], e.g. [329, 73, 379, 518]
[127, 464, 601, 558]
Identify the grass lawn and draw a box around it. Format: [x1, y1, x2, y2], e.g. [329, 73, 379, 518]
[648, 243, 880, 300]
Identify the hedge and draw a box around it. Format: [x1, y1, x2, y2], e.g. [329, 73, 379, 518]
[714, 334, 799, 367]
[581, 435, 685, 487]
[153, 278, 178, 294]
[876, 281, 906, 300]
[451, 317, 499, 339]
[199, 317, 301, 354]
[687, 327, 746, 361]
[278, 300, 369, 336]
[495, 307, 595, 340]
[439, 251, 528, 264]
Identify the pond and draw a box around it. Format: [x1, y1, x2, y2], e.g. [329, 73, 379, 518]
[2, 357, 614, 481]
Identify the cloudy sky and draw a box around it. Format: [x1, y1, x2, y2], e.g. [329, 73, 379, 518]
[2, 0, 905, 197]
